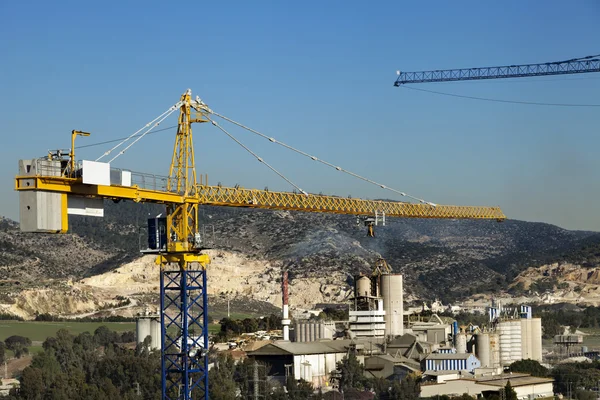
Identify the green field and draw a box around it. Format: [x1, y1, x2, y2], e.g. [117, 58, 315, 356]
[0, 321, 136, 342]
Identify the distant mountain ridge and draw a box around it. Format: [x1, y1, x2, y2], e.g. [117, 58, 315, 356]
[0, 201, 598, 302]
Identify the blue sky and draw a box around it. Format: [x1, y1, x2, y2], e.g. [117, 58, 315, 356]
[1, 1, 599, 230]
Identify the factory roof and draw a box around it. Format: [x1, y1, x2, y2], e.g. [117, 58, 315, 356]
[388, 333, 418, 347]
[476, 374, 554, 387]
[424, 353, 476, 360]
[247, 340, 357, 356]
[366, 354, 421, 370]
[412, 324, 450, 330]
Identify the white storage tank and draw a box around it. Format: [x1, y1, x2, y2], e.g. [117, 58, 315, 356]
[490, 333, 500, 368]
[456, 333, 467, 354]
[380, 274, 404, 338]
[355, 275, 371, 297]
[136, 316, 161, 350]
[476, 333, 491, 367]
[521, 318, 533, 359]
[150, 318, 161, 350]
[499, 320, 522, 366]
[531, 318, 542, 361]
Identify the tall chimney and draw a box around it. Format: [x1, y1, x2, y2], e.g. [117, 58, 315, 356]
[282, 271, 290, 341]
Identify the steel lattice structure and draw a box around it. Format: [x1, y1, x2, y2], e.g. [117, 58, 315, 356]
[394, 54, 600, 85]
[161, 266, 209, 400]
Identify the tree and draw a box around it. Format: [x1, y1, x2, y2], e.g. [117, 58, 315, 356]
[509, 359, 549, 377]
[209, 354, 237, 400]
[0, 342, 6, 364]
[504, 381, 518, 400]
[286, 376, 313, 399]
[336, 353, 365, 392]
[5, 335, 31, 358]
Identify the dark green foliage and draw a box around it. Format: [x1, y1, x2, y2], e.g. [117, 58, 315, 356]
[216, 314, 282, 341]
[0, 314, 24, 321]
[286, 376, 314, 399]
[576, 390, 598, 400]
[504, 381, 518, 400]
[0, 342, 5, 364]
[316, 307, 349, 321]
[3, 326, 161, 399]
[336, 353, 366, 392]
[34, 313, 136, 322]
[534, 305, 600, 338]
[208, 353, 237, 400]
[551, 362, 600, 395]
[509, 359, 549, 377]
[4, 335, 31, 359]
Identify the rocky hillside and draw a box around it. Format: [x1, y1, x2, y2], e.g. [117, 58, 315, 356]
[0, 201, 598, 307]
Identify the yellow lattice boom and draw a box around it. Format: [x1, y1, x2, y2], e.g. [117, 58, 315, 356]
[15, 175, 505, 221]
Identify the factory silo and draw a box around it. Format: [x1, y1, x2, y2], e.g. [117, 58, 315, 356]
[521, 318, 533, 359]
[499, 320, 522, 366]
[355, 275, 371, 297]
[531, 318, 542, 361]
[476, 333, 491, 367]
[137, 317, 151, 346]
[380, 274, 404, 338]
[489, 333, 500, 368]
[150, 318, 161, 350]
[456, 333, 468, 354]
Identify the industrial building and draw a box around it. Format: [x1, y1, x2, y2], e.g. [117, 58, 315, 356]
[422, 353, 481, 373]
[294, 320, 336, 342]
[420, 373, 554, 399]
[136, 315, 161, 350]
[247, 340, 364, 387]
[347, 259, 404, 340]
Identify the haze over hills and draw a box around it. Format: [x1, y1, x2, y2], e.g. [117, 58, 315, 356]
[1, 201, 599, 312]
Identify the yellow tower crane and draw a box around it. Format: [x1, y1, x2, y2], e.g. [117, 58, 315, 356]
[14, 89, 505, 400]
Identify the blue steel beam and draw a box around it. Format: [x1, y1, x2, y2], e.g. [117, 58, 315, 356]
[394, 56, 600, 86]
[161, 267, 209, 400]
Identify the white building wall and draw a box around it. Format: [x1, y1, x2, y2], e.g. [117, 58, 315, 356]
[420, 380, 554, 399]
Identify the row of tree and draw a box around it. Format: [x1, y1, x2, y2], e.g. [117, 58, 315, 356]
[216, 314, 283, 341]
[510, 359, 600, 400]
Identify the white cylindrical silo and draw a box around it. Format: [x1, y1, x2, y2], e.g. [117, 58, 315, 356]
[531, 318, 542, 362]
[521, 318, 533, 360]
[476, 333, 491, 367]
[150, 318, 161, 350]
[489, 333, 500, 368]
[136, 317, 151, 345]
[456, 333, 467, 354]
[510, 321, 522, 362]
[380, 274, 404, 338]
[356, 276, 371, 297]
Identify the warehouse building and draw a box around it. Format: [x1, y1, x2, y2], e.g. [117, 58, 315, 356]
[420, 373, 554, 399]
[422, 353, 482, 373]
[247, 340, 364, 387]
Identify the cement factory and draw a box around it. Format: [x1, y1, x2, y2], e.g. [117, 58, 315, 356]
[133, 259, 554, 398]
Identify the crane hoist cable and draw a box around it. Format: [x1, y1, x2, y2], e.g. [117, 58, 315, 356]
[77, 125, 178, 150]
[95, 102, 182, 162]
[107, 106, 180, 163]
[208, 117, 307, 196]
[398, 85, 600, 107]
[207, 109, 437, 206]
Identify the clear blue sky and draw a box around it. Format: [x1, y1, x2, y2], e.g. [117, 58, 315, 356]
[1, 1, 599, 230]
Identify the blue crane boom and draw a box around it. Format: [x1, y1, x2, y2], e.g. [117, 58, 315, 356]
[394, 54, 600, 86]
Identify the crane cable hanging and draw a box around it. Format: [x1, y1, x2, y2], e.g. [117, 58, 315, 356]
[96, 102, 183, 162]
[206, 109, 437, 206]
[207, 117, 308, 196]
[107, 105, 181, 163]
